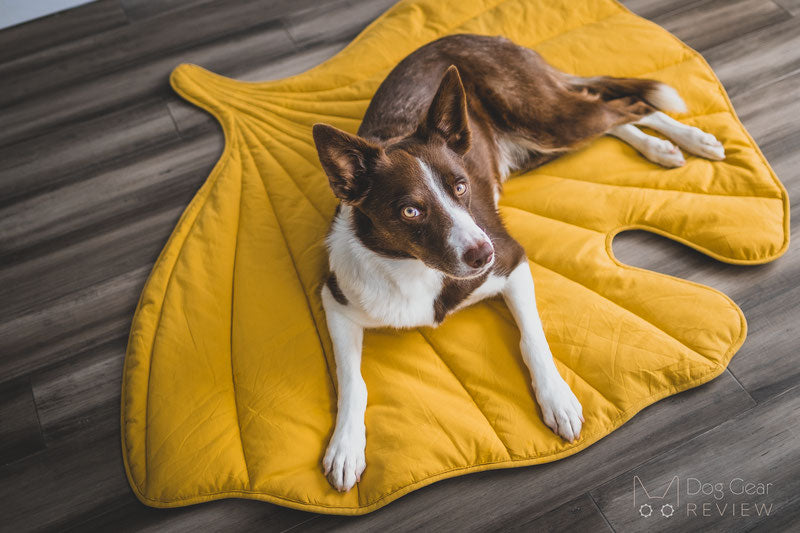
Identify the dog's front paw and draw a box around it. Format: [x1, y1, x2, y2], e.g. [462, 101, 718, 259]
[534, 377, 583, 443]
[323, 426, 366, 492]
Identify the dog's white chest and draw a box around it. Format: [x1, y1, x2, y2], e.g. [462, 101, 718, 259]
[326, 207, 443, 329]
[357, 263, 443, 328]
[326, 207, 511, 329]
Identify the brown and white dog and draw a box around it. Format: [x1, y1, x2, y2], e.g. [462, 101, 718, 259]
[313, 34, 724, 492]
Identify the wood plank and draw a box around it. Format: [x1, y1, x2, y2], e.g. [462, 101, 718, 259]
[167, 0, 394, 135]
[646, 0, 789, 53]
[119, 0, 216, 21]
[24, 320, 310, 532]
[0, 263, 147, 385]
[494, 493, 613, 532]
[0, 140, 220, 383]
[31, 338, 127, 446]
[0, 0, 129, 65]
[621, 0, 699, 20]
[703, 17, 800, 97]
[167, 0, 392, 135]
[721, 72, 800, 403]
[0, 379, 44, 465]
[238, 39, 349, 82]
[774, 0, 800, 16]
[300, 372, 753, 531]
[0, 200, 190, 383]
[282, 0, 396, 46]
[733, 71, 800, 166]
[728, 260, 800, 402]
[65, 496, 313, 532]
[3, 327, 308, 532]
[0, 21, 294, 148]
[0, 208, 177, 324]
[0, 133, 221, 264]
[0, 433, 135, 532]
[590, 385, 800, 531]
[0, 0, 302, 107]
[0, 99, 178, 207]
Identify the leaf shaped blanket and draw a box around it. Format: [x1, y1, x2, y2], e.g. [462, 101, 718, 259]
[121, 0, 789, 515]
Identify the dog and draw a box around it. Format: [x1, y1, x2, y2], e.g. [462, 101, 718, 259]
[312, 34, 724, 492]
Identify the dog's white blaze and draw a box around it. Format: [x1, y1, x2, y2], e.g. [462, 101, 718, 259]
[417, 159, 490, 261]
[326, 205, 443, 328]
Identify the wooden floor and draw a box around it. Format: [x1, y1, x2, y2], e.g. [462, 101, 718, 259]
[0, 0, 798, 531]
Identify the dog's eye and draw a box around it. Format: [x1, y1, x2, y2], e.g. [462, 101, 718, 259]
[401, 206, 421, 219]
[454, 181, 468, 196]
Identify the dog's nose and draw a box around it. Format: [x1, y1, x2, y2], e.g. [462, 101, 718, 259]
[463, 241, 494, 269]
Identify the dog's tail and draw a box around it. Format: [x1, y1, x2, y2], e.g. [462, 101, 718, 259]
[571, 76, 687, 114]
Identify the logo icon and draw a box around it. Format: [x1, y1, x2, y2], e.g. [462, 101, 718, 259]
[634, 476, 679, 519]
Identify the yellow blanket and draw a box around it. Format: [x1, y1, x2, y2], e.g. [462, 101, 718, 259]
[121, 0, 789, 515]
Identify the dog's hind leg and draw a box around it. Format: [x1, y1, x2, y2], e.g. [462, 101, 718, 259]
[636, 111, 725, 161]
[608, 123, 686, 167]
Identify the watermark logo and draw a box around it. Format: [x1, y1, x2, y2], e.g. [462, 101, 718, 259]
[632, 476, 775, 520]
[634, 476, 679, 519]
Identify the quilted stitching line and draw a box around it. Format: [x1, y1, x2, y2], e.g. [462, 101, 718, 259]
[234, 119, 338, 394]
[229, 122, 256, 491]
[527, 171, 785, 200]
[137, 139, 236, 496]
[486, 294, 651, 413]
[501, 207, 722, 363]
[237, 114, 329, 221]
[131, 361, 731, 509]
[416, 329, 515, 461]
[221, 86, 369, 122]
[538, 260, 723, 363]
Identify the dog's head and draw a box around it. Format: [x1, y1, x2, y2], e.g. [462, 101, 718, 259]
[313, 66, 494, 279]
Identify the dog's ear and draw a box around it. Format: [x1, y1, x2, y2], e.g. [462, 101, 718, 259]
[312, 123, 383, 204]
[420, 65, 471, 155]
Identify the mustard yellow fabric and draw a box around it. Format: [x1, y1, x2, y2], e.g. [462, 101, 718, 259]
[121, 0, 789, 515]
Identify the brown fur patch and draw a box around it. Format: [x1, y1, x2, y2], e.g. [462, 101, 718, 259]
[433, 274, 488, 323]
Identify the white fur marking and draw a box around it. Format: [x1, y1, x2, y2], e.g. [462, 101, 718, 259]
[417, 159, 491, 262]
[636, 112, 725, 161]
[647, 84, 687, 114]
[457, 272, 508, 310]
[609, 123, 685, 168]
[503, 261, 583, 442]
[321, 286, 367, 492]
[326, 205, 443, 328]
